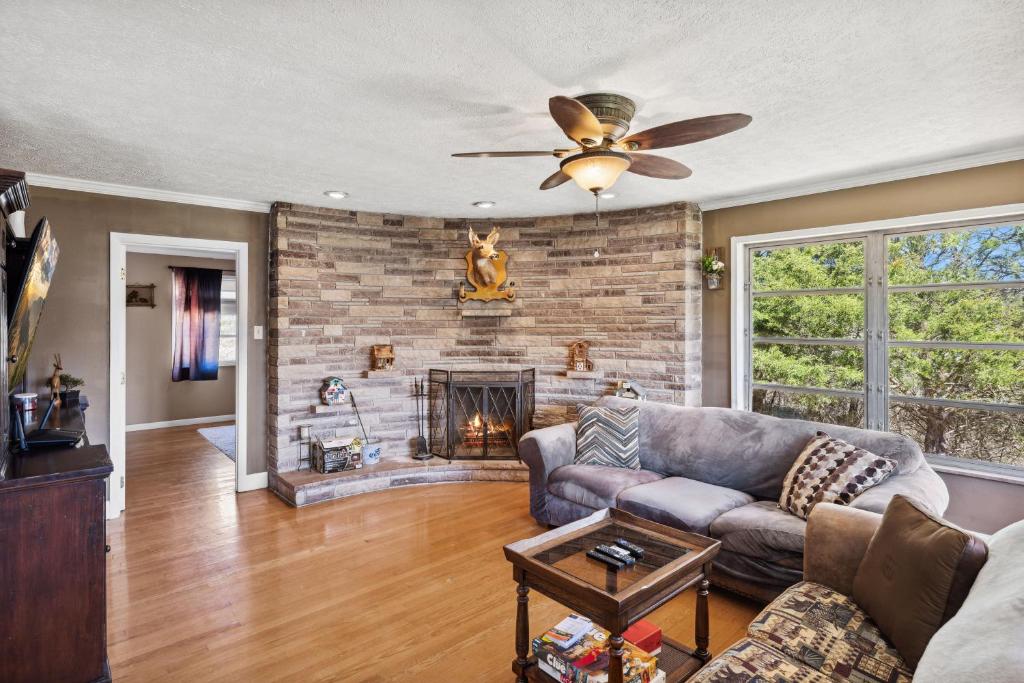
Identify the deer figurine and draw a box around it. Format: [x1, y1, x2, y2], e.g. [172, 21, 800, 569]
[49, 354, 63, 407]
[459, 227, 516, 303]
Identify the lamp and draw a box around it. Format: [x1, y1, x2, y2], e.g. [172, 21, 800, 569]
[559, 150, 631, 194]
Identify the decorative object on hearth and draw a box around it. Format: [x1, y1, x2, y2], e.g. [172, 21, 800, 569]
[319, 376, 347, 406]
[297, 424, 312, 470]
[126, 283, 156, 307]
[361, 440, 381, 465]
[48, 355, 64, 408]
[613, 380, 648, 401]
[370, 344, 394, 371]
[458, 227, 516, 303]
[428, 368, 535, 459]
[312, 437, 362, 474]
[413, 378, 431, 460]
[453, 93, 751, 197]
[569, 341, 593, 372]
[702, 249, 725, 290]
[0, 168, 31, 238]
[58, 372, 85, 403]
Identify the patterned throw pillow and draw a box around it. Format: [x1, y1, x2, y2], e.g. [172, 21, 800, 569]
[573, 404, 640, 470]
[779, 431, 897, 519]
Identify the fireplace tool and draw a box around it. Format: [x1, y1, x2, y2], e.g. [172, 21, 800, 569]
[413, 378, 431, 460]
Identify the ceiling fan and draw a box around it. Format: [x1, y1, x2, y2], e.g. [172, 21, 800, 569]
[452, 93, 751, 196]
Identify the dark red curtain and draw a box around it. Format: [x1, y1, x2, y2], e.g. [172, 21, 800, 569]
[171, 267, 222, 381]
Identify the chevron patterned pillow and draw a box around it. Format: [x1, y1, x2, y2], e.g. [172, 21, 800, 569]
[573, 404, 641, 470]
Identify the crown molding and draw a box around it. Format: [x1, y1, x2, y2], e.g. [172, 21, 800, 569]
[698, 145, 1024, 212]
[25, 173, 272, 213]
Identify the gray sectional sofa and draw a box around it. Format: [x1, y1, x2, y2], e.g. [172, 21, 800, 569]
[519, 396, 949, 601]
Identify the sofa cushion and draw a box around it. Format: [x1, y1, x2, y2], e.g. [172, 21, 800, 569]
[547, 465, 662, 510]
[710, 500, 807, 557]
[779, 431, 897, 519]
[914, 518, 1024, 682]
[690, 638, 832, 683]
[615, 477, 754, 535]
[853, 495, 988, 669]
[748, 581, 913, 682]
[596, 396, 925, 500]
[573, 404, 641, 470]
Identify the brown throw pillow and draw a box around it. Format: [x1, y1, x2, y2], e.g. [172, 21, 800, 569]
[853, 495, 988, 669]
[779, 431, 897, 519]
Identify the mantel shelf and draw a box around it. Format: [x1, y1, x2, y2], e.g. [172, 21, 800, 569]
[565, 370, 602, 379]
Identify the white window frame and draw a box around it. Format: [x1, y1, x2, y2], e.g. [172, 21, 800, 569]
[219, 273, 238, 367]
[730, 203, 1024, 481]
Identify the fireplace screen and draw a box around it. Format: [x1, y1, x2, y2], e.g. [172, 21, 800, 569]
[428, 369, 535, 460]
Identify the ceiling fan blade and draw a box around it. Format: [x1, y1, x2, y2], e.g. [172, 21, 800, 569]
[626, 153, 692, 179]
[618, 113, 752, 151]
[452, 151, 555, 158]
[549, 96, 605, 146]
[539, 169, 571, 190]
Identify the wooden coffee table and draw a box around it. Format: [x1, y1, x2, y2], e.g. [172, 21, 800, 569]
[503, 507, 721, 683]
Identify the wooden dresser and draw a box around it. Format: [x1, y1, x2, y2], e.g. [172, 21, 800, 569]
[0, 434, 112, 682]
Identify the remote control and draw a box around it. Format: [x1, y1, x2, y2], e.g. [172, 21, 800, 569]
[614, 538, 645, 559]
[587, 549, 625, 570]
[596, 544, 636, 566]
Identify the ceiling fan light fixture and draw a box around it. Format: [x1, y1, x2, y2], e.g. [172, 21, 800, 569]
[559, 151, 631, 194]
[323, 190, 348, 199]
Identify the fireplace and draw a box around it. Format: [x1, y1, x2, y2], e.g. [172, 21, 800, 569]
[428, 369, 535, 460]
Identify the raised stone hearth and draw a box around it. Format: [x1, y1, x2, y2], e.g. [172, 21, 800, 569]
[268, 201, 703, 505]
[274, 458, 528, 507]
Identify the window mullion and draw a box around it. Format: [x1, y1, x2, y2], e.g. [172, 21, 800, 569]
[864, 233, 887, 430]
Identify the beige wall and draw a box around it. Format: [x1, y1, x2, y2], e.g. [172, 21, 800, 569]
[125, 253, 236, 425]
[22, 187, 268, 474]
[700, 160, 1024, 533]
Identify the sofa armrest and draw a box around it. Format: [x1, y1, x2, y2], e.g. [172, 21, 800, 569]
[804, 503, 882, 595]
[520, 422, 576, 479]
[849, 464, 949, 516]
[519, 423, 577, 523]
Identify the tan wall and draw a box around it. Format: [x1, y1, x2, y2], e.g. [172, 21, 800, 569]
[125, 253, 236, 425]
[700, 159, 1024, 533]
[21, 187, 268, 474]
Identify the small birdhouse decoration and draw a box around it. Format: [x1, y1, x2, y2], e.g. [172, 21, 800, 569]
[570, 340, 593, 372]
[371, 344, 395, 371]
[319, 376, 348, 406]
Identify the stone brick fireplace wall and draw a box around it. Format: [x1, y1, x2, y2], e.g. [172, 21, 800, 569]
[268, 201, 702, 495]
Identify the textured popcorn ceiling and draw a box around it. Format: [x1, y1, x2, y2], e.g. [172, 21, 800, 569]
[1, 1, 1022, 217]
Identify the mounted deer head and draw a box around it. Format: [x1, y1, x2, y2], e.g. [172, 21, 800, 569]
[468, 227, 500, 260]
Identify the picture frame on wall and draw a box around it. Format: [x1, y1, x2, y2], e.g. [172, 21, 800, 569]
[126, 283, 156, 308]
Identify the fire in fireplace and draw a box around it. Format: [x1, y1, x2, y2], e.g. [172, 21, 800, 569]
[428, 369, 535, 460]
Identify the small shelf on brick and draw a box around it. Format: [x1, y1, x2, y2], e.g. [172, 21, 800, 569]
[365, 370, 402, 378]
[564, 370, 602, 379]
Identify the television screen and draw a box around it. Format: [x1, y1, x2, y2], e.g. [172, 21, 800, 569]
[7, 217, 59, 391]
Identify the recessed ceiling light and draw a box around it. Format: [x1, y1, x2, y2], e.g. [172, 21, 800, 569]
[472, 200, 496, 209]
[324, 190, 348, 199]
[598, 192, 616, 199]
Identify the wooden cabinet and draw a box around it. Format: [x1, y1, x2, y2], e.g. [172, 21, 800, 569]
[0, 444, 112, 683]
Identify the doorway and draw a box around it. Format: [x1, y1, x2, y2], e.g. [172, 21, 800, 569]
[109, 233, 262, 520]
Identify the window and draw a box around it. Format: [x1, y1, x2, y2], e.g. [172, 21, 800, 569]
[219, 274, 237, 365]
[740, 218, 1024, 470]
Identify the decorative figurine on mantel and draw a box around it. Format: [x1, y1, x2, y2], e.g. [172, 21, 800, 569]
[371, 344, 395, 371]
[458, 227, 516, 303]
[569, 341, 593, 372]
[48, 354, 64, 408]
[319, 376, 348, 406]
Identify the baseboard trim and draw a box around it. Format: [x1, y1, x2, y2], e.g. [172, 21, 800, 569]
[126, 414, 236, 432]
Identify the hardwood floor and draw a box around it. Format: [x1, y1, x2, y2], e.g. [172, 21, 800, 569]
[107, 426, 761, 682]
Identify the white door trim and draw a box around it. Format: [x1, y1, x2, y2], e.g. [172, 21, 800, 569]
[728, 202, 1024, 410]
[109, 232, 263, 520]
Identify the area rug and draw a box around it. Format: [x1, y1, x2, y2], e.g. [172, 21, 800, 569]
[198, 425, 236, 462]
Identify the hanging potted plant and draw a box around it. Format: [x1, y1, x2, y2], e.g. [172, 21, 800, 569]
[702, 251, 726, 290]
